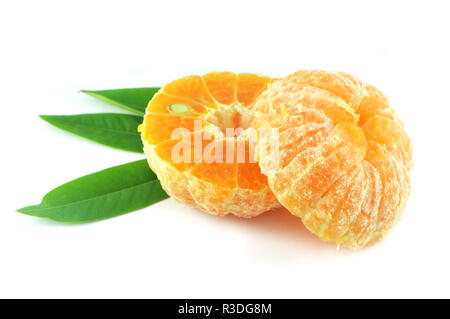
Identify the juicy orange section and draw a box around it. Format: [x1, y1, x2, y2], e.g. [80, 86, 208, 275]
[362, 116, 412, 169]
[277, 123, 333, 169]
[298, 86, 358, 124]
[238, 163, 267, 190]
[154, 139, 193, 171]
[272, 122, 368, 215]
[284, 70, 365, 110]
[358, 84, 397, 125]
[236, 73, 271, 106]
[162, 75, 217, 109]
[142, 113, 205, 145]
[190, 162, 238, 188]
[202, 72, 237, 105]
[235, 139, 267, 190]
[297, 124, 366, 200]
[308, 163, 366, 241]
[153, 131, 210, 172]
[334, 122, 367, 157]
[342, 161, 381, 247]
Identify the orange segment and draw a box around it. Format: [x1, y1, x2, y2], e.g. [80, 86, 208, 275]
[302, 87, 358, 124]
[154, 139, 194, 172]
[236, 139, 268, 191]
[252, 82, 358, 130]
[272, 122, 367, 216]
[304, 163, 365, 242]
[236, 73, 271, 106]
[341, 161, 382, 248]
[237, 162, 267, 190]
[362, 115, 413, 171]
[282, 70, 366, 110]
[264, 122, 333, 170]
[334, 122, 368, 155]
[364, 141, 407, 244]
[358, 84, 399, 125]
[289, 86, 358, 124]
[188, 138, 239, 189]
[162, 75, 217, 109]
[202, 71, 237, 105]
[153, 131, 209, 172]
[254, 108, 330, 135]
[142, 113, 205, 145]
[191, 139, 238, 189]
[190, 162, 237, 188]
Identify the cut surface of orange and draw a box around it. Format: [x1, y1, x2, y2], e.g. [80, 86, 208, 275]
[141, 71, 279, 217]
[252, 70, 412, 249]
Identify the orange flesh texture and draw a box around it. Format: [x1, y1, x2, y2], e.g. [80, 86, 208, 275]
[141, 72, 279, 217]
[253, 70, 412, 248]
[142, 113, 206, 145]
[162, 75, 218, 109]
[202, 72, 236, 105]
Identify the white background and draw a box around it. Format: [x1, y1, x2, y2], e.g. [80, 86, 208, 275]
[1, 0, 449, 298]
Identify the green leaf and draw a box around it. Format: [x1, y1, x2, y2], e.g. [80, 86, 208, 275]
[40, 113, 144, 153]
[81, 87, 160, 115]
[17, 160, 168, 222]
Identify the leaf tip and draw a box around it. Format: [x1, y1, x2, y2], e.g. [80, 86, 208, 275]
[16, 204, 48, 218]
[16, 205, 32, 215]
[80, 90, 98, 99]
[39, 114, 52, 122]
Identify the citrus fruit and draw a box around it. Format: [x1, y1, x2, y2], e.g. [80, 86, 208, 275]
[140, 71, 280, 217]
[252, 70, 413, 248]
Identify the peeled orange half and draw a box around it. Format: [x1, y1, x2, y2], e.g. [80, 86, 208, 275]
[140, 72, 280, 217]
[253, 70, 413, 249]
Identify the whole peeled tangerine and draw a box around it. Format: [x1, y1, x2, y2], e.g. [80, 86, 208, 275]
[253, 70, 413, 249]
